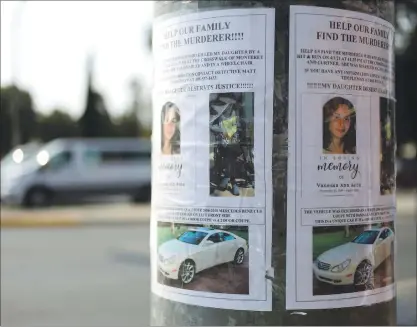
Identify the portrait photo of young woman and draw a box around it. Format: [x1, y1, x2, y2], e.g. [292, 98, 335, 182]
[161, 101, 181, 155]
[322, 96, 356, 155]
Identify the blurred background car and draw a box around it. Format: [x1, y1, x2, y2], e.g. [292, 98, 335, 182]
[1, 137, 152, 207]
[1, 141, 42, 167]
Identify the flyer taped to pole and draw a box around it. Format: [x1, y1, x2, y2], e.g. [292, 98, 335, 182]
[150, 8, 275, 311]
[286, 6, 396, 310]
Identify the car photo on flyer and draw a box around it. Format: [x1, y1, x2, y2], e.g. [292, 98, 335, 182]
[157, 222, 249, 295]
[312, 221, 395, 296]
[209, 92, 255, 197]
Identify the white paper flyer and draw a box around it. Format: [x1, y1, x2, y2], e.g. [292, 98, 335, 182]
[150, 8, 275, 311]
[286, 6, 396, 310]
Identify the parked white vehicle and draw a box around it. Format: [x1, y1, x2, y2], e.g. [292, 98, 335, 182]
[1, 138, 151, 207]
[313, 227, 395, 288]
[158, 227, 248, 284]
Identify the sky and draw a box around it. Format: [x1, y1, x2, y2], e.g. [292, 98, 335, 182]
[1, 1, 154, 120]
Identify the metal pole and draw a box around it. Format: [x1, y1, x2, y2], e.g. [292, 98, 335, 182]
[151, 1, 397, 325]
[10, 1, 26, 148]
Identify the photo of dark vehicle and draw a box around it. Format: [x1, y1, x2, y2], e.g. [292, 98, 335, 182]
[209, 92, 255, 197]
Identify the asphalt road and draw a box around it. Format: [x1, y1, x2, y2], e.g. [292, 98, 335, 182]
[1, 206, 415, 326]
[1, 226, 150, 327]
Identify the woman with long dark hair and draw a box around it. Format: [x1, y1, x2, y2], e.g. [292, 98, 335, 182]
[322, 97, 356, 154]
[161, 102, 181, 155]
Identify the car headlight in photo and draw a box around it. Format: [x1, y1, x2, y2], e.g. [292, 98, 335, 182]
[331, 259, 351, 272]
[162, 255, 177, 265]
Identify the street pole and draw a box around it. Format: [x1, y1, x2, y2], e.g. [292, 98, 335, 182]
[10, 1, 26, 148]
[151, 0, 397, 325]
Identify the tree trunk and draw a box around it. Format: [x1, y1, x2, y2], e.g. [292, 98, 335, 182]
[151, 0, 397, 325]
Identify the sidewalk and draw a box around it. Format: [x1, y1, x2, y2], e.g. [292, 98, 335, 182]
[397, 190, 416, 215]
[1, 203, 151, 228]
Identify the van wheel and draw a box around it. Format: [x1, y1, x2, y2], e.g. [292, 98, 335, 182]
[23, 187, 53, 208]
[132, 185, 151, 203]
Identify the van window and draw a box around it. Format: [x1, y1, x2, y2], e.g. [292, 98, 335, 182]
[101, 151, 151, 162]
[83, 150, 151, 165]
[45, 151, 73, 171]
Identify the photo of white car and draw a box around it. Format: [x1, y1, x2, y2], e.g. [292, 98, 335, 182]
[313, 227, 395, 289]
[158, 227, 248, 285]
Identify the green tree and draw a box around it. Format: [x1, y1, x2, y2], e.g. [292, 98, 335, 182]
[113, 77, 152, 138]
[78, 56, 115, 137]
[0, 85, 37, 157]
[37, 109, 80, 142]
[113, 111, 141, 137]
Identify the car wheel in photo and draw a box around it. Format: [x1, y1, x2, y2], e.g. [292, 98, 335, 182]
[234, 248, 245, 265]
[179, 260, 195, 284]
[354, 261, 374, 290]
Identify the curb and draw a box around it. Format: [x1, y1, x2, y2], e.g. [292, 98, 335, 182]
[397, 191, 416, 217]
[1, 218, 81, 228]
[1, 205, 151, 229]
[1, 217, 150, 228]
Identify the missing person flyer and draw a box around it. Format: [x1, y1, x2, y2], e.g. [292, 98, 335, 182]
[150, 8, 275, 311]
[286, 6, 396, 310]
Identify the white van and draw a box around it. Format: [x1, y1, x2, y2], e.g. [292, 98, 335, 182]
[1, 142, 42, 168]
[1, 138, 152, 207]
